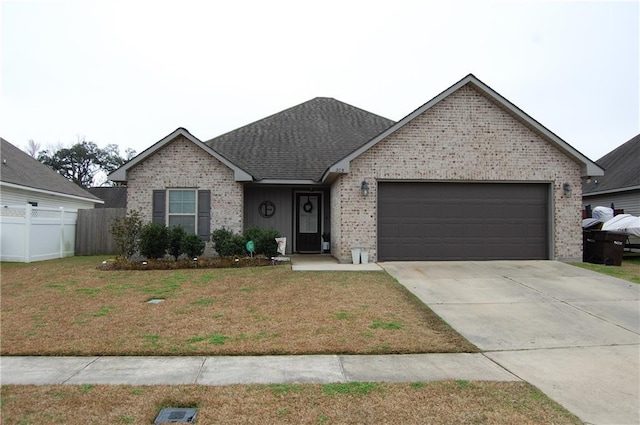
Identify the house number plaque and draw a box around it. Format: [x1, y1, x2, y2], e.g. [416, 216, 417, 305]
[258, 200, 276, 218]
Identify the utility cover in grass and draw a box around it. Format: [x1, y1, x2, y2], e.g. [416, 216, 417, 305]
[154, 407, 197, 423]
[147, 298, 165, 304]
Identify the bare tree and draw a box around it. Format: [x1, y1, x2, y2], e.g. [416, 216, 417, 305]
[24, 139, 41, 158]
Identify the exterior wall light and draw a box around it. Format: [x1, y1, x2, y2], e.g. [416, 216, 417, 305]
[562, 182, 572, 197]
[361, 180, 369, 197]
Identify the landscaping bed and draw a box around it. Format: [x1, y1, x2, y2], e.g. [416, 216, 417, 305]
[99, 255, 280, 270]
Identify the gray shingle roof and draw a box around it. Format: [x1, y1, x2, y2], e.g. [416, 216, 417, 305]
[0, 138, 101, 201]
[583, 133, 640, 194]
[205, 97, 395, 181]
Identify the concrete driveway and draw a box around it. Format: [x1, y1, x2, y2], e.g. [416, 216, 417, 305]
[382, 260, 640, 425]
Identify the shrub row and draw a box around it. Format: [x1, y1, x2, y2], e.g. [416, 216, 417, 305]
[110, 210, 205, 260]
[211, 227, 280, 258]
[110, 210, 280, 260]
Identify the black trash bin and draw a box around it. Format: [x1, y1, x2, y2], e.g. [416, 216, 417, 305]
[583, 230, 627, 266]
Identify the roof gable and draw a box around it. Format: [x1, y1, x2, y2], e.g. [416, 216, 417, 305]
[0, 138, 102, 203]
[206, 98, 394, 182]
[583, 133, 640, 195]
[108, 128, 252, 182]
[326, 74, 604, 179]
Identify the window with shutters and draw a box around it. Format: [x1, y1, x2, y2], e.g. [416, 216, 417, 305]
[152, 189, 210, 241]
[168, 189, 197, 234]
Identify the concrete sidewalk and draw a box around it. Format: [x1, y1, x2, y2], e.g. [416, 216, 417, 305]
[0, 353, 518, 385]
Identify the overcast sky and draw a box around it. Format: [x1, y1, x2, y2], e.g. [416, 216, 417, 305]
[1, 0, 638, 164]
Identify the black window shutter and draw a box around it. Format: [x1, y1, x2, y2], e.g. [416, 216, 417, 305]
[197, 190, 211, 241]
[152, 190, 166, 225]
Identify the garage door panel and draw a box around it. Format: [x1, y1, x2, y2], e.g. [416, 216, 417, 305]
[378, 182, 549, 261]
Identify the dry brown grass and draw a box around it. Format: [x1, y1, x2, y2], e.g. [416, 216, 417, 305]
[1, 382, 581, 425]
[0, 256, 476, 355]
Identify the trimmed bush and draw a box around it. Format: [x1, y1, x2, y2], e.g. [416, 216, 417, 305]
[140, 222, 169, 259]
[182, 233, 206, 258]
[211, 228, 245, 257]
[167, 226, 187, 259]
[244, 227, 280, 258]
[110, 210, 143, 260]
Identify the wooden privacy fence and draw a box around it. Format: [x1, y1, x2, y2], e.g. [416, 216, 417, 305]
[75, 208, 126, 255]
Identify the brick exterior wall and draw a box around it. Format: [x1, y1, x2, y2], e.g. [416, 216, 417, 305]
[126, 136, 244, 254]
[332, 85, 583, 263]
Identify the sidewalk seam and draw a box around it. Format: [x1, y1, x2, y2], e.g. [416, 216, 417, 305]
[61, 356, 101, 384]
[480, 353, 523, 382]
[336, 355, 349, 383]
[194, 357, 207, 384]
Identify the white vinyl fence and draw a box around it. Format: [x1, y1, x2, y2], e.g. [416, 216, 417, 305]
[0, 205, 78, 263]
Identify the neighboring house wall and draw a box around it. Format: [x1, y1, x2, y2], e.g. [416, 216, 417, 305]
[0, 185, 97, 210]
[126, 136, 244, 237]
[583, 190, 640, 217]
[332, 85, 583, 262]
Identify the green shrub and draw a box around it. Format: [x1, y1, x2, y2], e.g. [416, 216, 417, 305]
[244, 227, 281, 258]
[167, 226, 187, 259]
[182, 233, 205, 258]
[211, 228, 245, 257]
[140, 222, 169, 259]
[110, 210, 143, 260]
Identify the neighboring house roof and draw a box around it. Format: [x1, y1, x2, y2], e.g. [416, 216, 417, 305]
[325, 74, 604, 180]
[582, 133, 640, 196]
[109, 128, 252, 182]
[206, 97, 395, 182]
[87, 187, 127, 208]
[0, 138, 102, 203]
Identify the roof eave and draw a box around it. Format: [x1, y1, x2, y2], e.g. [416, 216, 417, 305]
[0, 181, 105, 204]
[583, 185, 640, 197]
[254, 179, 321, 185]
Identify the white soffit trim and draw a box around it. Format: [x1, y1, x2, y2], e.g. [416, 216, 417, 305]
[255, 179, 320, 185]
[108, 128, 253, 182]
[323, 74, 604, 180]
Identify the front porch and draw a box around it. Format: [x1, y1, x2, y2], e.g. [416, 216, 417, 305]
[290, 254, 382, 271]
[244, 185, 331, 255]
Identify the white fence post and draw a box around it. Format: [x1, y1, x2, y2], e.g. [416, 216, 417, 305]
[25, 203, 32, 263]
[59, 207, 65, 258]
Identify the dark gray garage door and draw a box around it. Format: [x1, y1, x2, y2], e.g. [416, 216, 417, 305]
[378, 182, 549, 261]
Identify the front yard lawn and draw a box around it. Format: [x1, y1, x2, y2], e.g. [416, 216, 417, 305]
[0, 256, 477, 355]
[1, 381, 581, 425]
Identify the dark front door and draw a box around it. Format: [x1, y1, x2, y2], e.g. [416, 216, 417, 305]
[296, 193, 321, 253]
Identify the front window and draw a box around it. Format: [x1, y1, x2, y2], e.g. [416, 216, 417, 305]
[168, 189, 196, 234]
